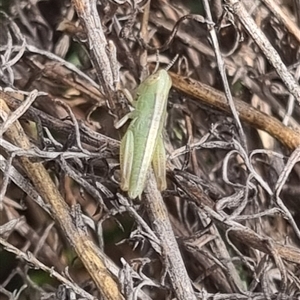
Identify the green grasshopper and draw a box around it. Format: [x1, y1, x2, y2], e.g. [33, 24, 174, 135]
[115, 69, 172, 199]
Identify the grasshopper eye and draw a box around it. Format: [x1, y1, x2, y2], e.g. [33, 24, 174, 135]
[147, 72, 160, 84]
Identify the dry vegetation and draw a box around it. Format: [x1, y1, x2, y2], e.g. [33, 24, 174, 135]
[0, 0, 300, 299]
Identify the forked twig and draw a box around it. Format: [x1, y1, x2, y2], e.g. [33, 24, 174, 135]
[225, 0, 300, 105]
[0, 99, 124, 300]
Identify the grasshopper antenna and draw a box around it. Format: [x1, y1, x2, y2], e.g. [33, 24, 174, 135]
[153, 50, 160, 74]
[165, 54, 179, 71]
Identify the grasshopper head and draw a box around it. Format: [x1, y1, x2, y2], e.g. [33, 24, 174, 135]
[145, 69, 172, 92]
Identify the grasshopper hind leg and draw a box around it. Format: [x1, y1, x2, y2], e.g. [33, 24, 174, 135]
[120, 129, 134, 192]
[152, 135, 167, 191]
